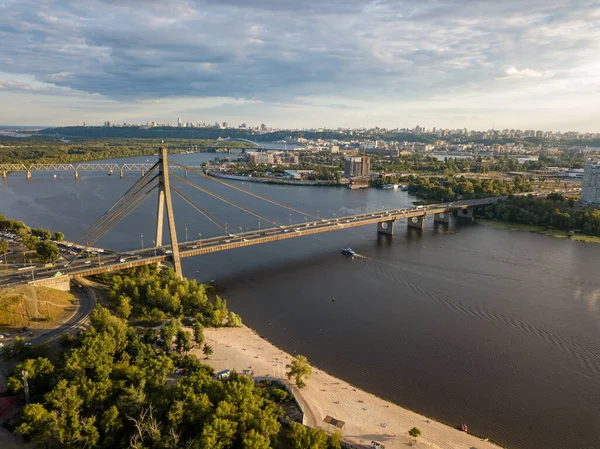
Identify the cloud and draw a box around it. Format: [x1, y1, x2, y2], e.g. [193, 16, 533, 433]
[0, 0, 599, 129]
[503, 66, 548, 78]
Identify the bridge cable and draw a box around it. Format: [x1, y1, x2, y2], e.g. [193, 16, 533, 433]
[170, 186, 226, 231]
[67, 184, 158, 266]
[171, 174, 282, 227]
[169, 161, 321, 221]
[76, 168, 159, 245]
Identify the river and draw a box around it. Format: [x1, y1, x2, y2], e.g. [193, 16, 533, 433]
[1, 152, 599, 449]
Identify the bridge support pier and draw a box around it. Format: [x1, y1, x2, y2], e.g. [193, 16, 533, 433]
[457, 208, 474, 220]
[120, 169, 124, 178]
[377, 220, 395, 235]
[185, 170, 188, 178]
[26, 170, 31, 179]
[434, 212, 450, 224]
[407, 215, 424, 229]
[74, 170, 79, 180]
[141, 169, 145, 177]
[2, 171, 6, 179]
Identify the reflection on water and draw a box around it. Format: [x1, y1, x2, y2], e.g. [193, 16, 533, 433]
[1, 153, 600, 449]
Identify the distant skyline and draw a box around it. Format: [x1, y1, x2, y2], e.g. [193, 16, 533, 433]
[1, 1, 600, 130]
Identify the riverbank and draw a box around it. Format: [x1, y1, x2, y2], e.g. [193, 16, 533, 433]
[206, 169, 345, 187]
[477, 218, 600, 243]
[194, 325, 503, 449]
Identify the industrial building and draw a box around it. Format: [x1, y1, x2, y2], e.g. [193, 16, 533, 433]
[344, 156, 370, 177]
[580, 161, 600, 206]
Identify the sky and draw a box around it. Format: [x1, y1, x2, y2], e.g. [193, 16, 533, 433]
[0, 0, 599, 131]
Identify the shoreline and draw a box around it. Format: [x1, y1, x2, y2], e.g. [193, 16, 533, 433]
[205, 169, 345, 187]
[477, 218, 600, 244]
[191, 324, 504, 449]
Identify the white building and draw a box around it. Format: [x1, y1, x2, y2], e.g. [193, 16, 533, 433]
[580, 162, 600, 206]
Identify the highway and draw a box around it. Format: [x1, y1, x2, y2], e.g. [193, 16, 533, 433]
[0, 196, 517, 286]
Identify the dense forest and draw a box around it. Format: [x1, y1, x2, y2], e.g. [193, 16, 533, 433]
[406, 175, 533, 201]
[480, 193, 600, 235]
[5, 266, 342, 448]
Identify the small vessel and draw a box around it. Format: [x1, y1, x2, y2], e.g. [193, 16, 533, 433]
[341, 248, 356, 256]
[461, 424, 468, 433]
[108, 169, 113, 176]
[382, 184, 394, 189]
[400, 184, 409, 191]
[53, 174, 57, 179]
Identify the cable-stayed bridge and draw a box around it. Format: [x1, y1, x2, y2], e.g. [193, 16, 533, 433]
[1, 147, 511, 289]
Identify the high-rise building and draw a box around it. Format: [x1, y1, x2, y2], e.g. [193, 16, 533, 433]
[177, 117, 182, 127]
[344, 156, 370, 177]
[580, 161, 600, 206]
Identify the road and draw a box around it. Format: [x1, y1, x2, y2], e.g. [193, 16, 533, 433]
[0, 194, 548, 286]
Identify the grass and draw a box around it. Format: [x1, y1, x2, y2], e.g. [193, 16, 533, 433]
[477, 219, 600, 244]
[0, 285, 76, 328]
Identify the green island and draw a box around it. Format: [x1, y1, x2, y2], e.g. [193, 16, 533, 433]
[2, 265, 341, 449]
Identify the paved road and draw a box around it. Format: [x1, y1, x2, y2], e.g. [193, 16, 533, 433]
[0, 193, 550, 285]
[29, 281, 96, 345]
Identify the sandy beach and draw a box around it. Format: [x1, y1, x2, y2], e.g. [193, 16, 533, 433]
[191, 325, 504, 449]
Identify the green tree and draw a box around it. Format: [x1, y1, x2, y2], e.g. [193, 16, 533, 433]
[287, 422, 329, 449]
[193, 322, 205, 346]
[227, 311, 242, 327]
[176, 329, 191, 353]
[409, 427, 421, 441]
[32, 228, 52, 240]
[22, 234, 40, 250]
[0, 240, 8, 255]
[36, 240, 60, 263]
[286, 355, 312, 388]
[203, 344, 214, 359]
[53, 231, 65, 242]
[116, 295, 132, 319]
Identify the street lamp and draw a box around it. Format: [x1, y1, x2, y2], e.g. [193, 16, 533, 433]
[239, 227, 243, 242]
[258, 218, 261, 231]
[152, 240, 157, 257]
[289, 213, 292, 226]
[97, 251, 101, 267]
[198, 232, 202, 249]
[304, 217, 307, 228]
[185, 226, 188, 242]
[224, 223, 228, 236]
[141, 234, 144, 249]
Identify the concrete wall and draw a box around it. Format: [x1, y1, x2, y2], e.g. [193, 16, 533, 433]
[29, 275, 72, 291]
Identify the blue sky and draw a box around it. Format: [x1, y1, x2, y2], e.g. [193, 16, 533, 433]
[1, 0, 599, 130]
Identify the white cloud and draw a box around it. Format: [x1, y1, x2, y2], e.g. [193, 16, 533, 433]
[503, 65, 548, 78]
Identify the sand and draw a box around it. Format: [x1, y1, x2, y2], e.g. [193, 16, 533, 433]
[190, 325, 504, 449]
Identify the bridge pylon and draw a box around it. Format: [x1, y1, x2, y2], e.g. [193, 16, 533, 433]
[156, 147, 183, 278]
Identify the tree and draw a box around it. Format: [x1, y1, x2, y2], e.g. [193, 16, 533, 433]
[286, 355, 312, 388]
[0, 240, 8, 255]
[409, 427, 421, 441]
[203, 344, 214, 359]
[116, 295, 132, 319]
[32, 228, 52, 240]
[226, 311, 242, 327]
[53, 231, 65, 242]
[193, 322, 205, 346]
[22, 234, 40, 251]
[176, 330, 191, 353]
[36, 240, 60, 263]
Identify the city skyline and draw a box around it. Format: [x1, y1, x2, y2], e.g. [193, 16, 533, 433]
[1, 1, 600, 130]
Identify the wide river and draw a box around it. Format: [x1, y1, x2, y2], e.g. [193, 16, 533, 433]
[2, 152, 599, 449]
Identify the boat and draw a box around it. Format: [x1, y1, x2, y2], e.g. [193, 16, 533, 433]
[341, 248, 356, 256]
[461, 424, 468, 433]
[400, 184, 409, 191]
[382, 184, 394, 189]
[108, 169, 113, 176]
[53, 174, 57, 179]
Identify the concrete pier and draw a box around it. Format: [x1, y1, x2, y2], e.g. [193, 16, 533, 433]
[407, 215, 424, 229]
[74, 170, 79, 179]
[377, 220, 395, 235]
[120, 169, 124, 178]
[26, 170, 31, 179]
[457, 208, 474, 220]
[434, 212, 450, 224]
[2, 171, 6, 179]
[141, 169, 145, 177]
